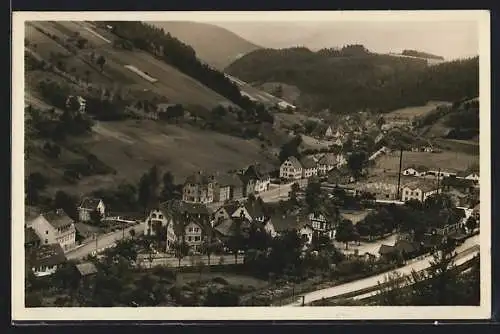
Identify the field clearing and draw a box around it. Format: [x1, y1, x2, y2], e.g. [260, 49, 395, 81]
[384, 101, 450, 120]
[274, 112, 321, 129]
[37, 120, 277, 195]
[26, 21, 236, 109]
[374, 151, 479, 173]
[301, 134, 334, 150]
[434, 138, 480, 155]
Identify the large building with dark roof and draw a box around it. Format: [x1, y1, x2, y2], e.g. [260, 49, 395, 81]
[28, 209, 76, 252]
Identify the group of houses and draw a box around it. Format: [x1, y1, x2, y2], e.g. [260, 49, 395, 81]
[25, 197, 107, 277]
[143, 198, 339, 254]
[279, 153, 347, 181]
[181, 164, 273, 205]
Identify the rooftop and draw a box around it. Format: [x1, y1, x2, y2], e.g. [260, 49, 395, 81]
[27, 243, 67, 268]
[79, 198, 103, 210]
[75, 262, 98, 276]
[301, 156, 318, 169]
[403, 180, 437, 193]
[42, 210, 73, 229]
[216, 173, 244, 187]
[284, 156, 303, 169]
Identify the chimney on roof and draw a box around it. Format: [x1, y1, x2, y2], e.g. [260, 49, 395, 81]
[56, 208, 64, 215]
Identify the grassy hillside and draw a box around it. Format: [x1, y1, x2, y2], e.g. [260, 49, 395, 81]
[149, 21, 261, 70]
[226, 46, 479, 113]
[26, 119, 277, 196]
[25, 21, 236, 109]
[24, 21, 279, 201]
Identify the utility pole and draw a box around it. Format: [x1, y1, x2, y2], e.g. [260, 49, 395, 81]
[396, 148, 403, 200]
[436, 168, 441, 194]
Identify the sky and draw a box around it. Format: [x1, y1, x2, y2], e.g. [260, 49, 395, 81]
[209, 21, 479, 60]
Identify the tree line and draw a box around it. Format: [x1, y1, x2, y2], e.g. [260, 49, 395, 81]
[104, 21, 256, 111]
[226, 46, 479, 114]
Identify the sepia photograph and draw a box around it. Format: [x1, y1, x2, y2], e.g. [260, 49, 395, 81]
[12, 10, 491, 321]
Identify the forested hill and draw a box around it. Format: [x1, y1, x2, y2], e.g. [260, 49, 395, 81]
[104, 21, 255, 110]
[149, 21, 261, 70]
[225, 46, 479, 113]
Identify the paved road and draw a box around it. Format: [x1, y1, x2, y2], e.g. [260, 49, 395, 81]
[259, 183, 293, 203]
[66, 223, 144, 260]
[137, 254, 244, 268]
[351, 249, 479, 301]
[284, 234, 479, 306]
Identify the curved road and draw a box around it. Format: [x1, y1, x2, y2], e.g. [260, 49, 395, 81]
[284, 234, 480, 306]
[66, 223, 143, 260]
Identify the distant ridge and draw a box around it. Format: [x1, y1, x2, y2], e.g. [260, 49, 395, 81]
[150, 21, 262, 70]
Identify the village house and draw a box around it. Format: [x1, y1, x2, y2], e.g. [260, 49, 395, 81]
[26, 243, 67, 277]
[243, 164, 271, 194]
[77, 198, 106, 222]
[446, 188, 469, 207]
[66, 95, 87, 113]
[301, 156, 318, 178]
[441, 176, 476, 194]
[182, 171, 218, 204]
[271, 214, 314, 247]
[184, 221, 204, 252]
[457, 170, 480, 182]
[75, 262, 99, 280]
[317, 153, 337, 176]
[325, 125, 334, 138]
[401, 180, 438, 202]
[307, 210, 336, 240]
[402, 165, 428, 177]
[279, 156, 303, 180]
[426, 170, 457, 178]
[231, 201, 267, 223]
[29, 209, 76, 252]
[355, 180, 399, 200]
[213, 202, 240, 226]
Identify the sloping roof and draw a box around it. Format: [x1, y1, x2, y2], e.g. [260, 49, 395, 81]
[441, 177, 476, 188]
[318, 153, 337, 166]
[25, 227, 40, 245]
[216, 173, 244, 187]
[285, 156, 303, 169]
[161, 200, 211, 217]
[271, 214, 306, 232]
[405, 165, 429, 173]
[27, 244, 66, 268]
[75, 262, 98, 276]
[300, 156, 317, 169]
[214, 218, 235, 237]
[379, 244, 396, 255]
[244, 164, 271, 180]
[42, 210, 73, 229]
[218, 202, 239, 216]
[244, 201, 266, 219]
[395, 240, 419, 253]
[403, 180, 436, 193]
[185, 172, 215, 185]
[421, 233, 445, 249]
[79, 198, 103, 210]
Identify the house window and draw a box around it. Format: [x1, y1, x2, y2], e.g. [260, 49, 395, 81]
[159, 215, 163, 219]
[152, 213, 157, 219]
[45, 239, 48, 244]
[195, 236, 200, 241]
[189, 227, 193, 232]
[188, 236, 192, 242]
[194, 228, 200, 233]
[45, 230, 48, 235]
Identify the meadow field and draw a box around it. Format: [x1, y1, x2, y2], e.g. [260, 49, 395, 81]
[26, 120, 277, 195]
[374, 150, 479, 174]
